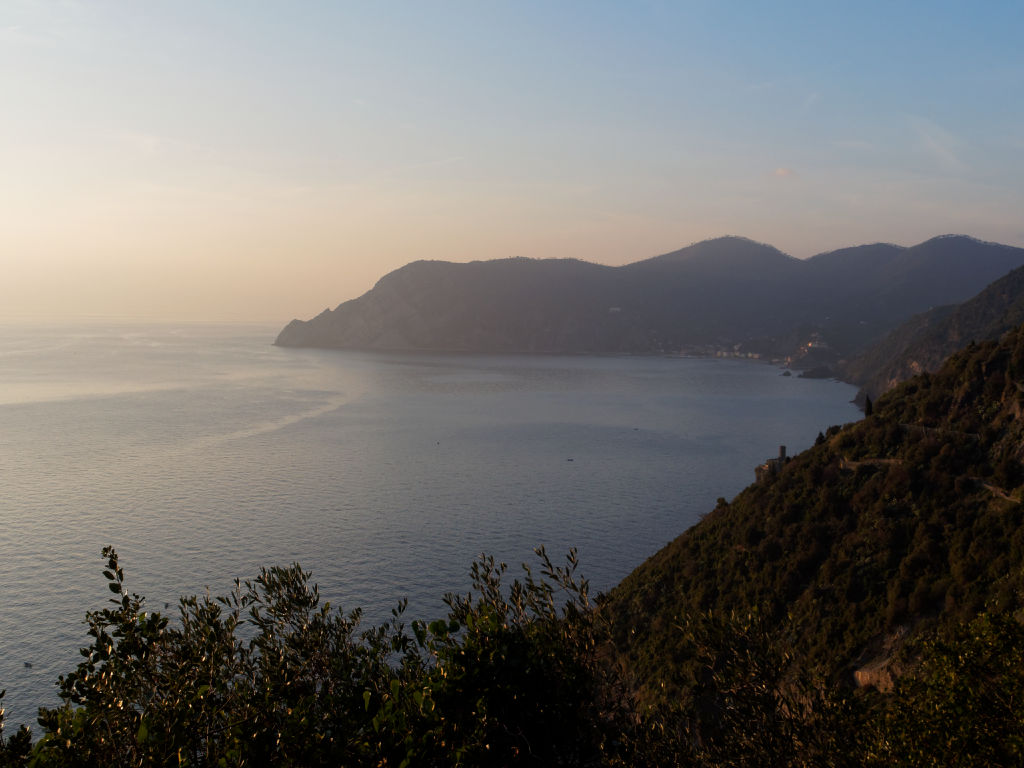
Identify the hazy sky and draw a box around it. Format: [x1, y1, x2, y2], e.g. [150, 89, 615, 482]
[3, 1, 1023, 322]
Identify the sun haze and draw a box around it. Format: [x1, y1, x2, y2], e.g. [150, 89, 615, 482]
[2, 1, 1023, 322]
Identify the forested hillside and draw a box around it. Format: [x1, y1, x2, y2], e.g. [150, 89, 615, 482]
[842, 263, 1024, 399]
[611, 322, 1024, 701]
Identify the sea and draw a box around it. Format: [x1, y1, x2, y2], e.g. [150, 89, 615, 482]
[0, 321, 860, 729]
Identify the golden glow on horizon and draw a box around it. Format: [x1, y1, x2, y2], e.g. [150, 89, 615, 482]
[1, 2, 1022, 322]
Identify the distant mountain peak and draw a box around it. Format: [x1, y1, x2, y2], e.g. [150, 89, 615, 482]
[705, 234, 777, 247]
[928, 233, 983, 242]
[277, 235, 1024, 357]
[638, 235, 798, 269]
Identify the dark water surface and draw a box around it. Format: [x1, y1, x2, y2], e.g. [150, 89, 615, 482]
[0, 322, 860, 727]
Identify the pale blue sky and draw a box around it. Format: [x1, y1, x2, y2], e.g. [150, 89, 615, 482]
[2, 1, 1022, 320]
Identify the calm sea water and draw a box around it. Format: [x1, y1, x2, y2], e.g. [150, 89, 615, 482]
[0, 322, 860, 727]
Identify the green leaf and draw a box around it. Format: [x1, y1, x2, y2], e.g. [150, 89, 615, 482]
[429, 619, 448, 637]
[137, 719, 149, 743]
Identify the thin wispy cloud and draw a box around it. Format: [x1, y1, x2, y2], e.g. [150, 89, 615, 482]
[909, 116, 965, 171]
[109, 132, 223, 170]
[117, 132, 168, 156]
[802, 92, 820, 110]
[774, 167, 797, 178]
[375, 155, 467, 180]
[2, 0, 87, 45]
[402, 156, 465, 171]
[833, 139, 876, 152]
[0, 22, 57, 45]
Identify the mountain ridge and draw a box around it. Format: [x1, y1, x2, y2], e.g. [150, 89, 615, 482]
[842, 260, 1024, 400]
[276, 235, 1024, 359]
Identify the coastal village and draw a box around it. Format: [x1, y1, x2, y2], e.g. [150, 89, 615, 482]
[676, 332, 836, 372]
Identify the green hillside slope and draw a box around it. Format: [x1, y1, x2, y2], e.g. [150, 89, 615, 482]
[610, 324, 1024, 700]
[842, 263, 1024, 399]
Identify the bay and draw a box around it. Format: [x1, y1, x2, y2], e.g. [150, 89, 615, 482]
[0, 322, 860, 728]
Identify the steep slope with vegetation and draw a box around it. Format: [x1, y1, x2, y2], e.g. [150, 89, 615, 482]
[842, 262, 1024, 399]
[610, 322, 1024, 701]
[803, 235, 1024, 351]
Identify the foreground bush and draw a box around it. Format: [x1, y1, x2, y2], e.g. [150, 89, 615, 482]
[9, 547, 654, 767]
[4, 548, 1024, 766]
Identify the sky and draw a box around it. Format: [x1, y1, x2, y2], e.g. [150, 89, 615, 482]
[2, 1, 1023, 323]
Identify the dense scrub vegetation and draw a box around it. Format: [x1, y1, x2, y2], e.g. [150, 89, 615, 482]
[2, 547, 652, 767]
[841, 260, 1024, 399]
[610, 324, 1024, 703]
[4, 548, 1024, 766]
[7, 324, 1024, 765]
